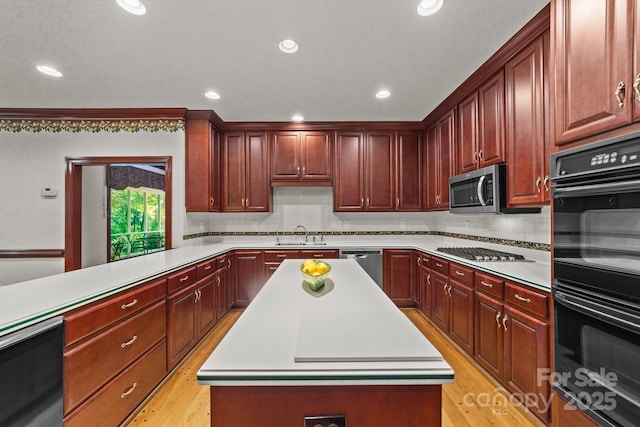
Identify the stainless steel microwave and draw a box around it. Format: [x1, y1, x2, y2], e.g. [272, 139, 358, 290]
[449, 164, 539, 214]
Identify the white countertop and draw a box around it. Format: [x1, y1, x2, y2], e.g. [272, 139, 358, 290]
[197, 259, 454, 386]
[0, 235, 550, 338]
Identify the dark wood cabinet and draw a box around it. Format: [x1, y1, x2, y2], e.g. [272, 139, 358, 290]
[334, 131, 365, 211]
[223, 131, 271, 212]
[424, 108, 454, 210]
[416, 252, 432, 317]
[195, 276, 216, 339]
[396, 131, 422, 211]
[365, 131, 396, 211]
[185, 119, 221, 212]
[474, 291, 504, 379]
[430, 271, 450, 332]
[448, 263, 475, 355]
[552, 0, 635, 145]
[271, 131, 332, 183]
[166, 283, 198, 370]
[478, 72, 506, 168]
[506, 34, 550, 207]
[457, 92, 479, 174]
[383, 249, 415, 306]
[233, 250, 265, 307]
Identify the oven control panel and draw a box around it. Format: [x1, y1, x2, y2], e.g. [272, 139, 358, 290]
[554, 137, 640, 177]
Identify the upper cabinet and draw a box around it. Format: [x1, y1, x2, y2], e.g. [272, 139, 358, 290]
[185, 119, 221, 212]
[552, 0, 638, 146]
[424, 108, 455, 211]
[223, 131, 271, 212]
[270, 131, 332, 185]
[334, 130, 421, 212]
[505, 33, 550, 207]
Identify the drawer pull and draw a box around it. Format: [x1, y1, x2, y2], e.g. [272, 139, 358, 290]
[313, 254, 324, 258]
[121, 382, 138, 399]
[277, 254, 286, 258]
[514, 293, 531, 303]
[416, 257, 421, 266]
[480, 280, 493, 288]
[121, 299, 138, 310]
[435, 262, 443, 268]
[121, 335, 138, 349]
[495, 311, 501, 327]
[427, 274, 431, 285]
[455, 270, 465, 277]
[179, 275, 189, 283]
[447, 285, 452, 297]
[216, 277, 221, 286]
[204, 265, 212, 270]
[227, 259, 231, 269]
[502, 314, 508, 331]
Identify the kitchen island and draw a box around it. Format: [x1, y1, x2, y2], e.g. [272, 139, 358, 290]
[197, 259, 454, 426]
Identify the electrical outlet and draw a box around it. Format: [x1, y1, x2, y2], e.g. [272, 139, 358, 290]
[304, 415, 346, 427]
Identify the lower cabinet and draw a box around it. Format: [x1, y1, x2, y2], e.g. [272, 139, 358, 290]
[383, 249, 415, 306]
[234, 250, 265, 307]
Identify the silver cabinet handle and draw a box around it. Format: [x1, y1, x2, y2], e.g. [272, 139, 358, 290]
[447, 285, 452, 297]
[210, 197, 214, 207]
[361, 198, 364, 207]
[435, 262, 443, 268]
[121, 299, 137, 310]
[417, 257, 421, 266]
[204, 265, 212, 270]
[455, 270, 465, 277]
[121, 335, 137, 349]
[179, 275, 189, 283]
[615, 81, 626, 109]
[277, 254, 286, 258]
[535, 176, 542, 192]
[302, 166, 306, 175]
[473, 152, 478, 163]
[443, 283, 448, 295]
[217, 277, 221, 286]
[495, 311, 501, 327]
[478, 150, 483, 160]
[480, 280, 493, 288]
[427, 274, 431, 284]
[312, 254, 323, 258]
[543, 175, 550, 192]
[121, 382, 138, 399]
[502, 314, 508, 331]
[514, 293, 531, 303]
[227, 259, 231, 269]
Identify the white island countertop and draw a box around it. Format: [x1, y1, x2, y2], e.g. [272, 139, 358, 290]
[197, 259, 454, 386]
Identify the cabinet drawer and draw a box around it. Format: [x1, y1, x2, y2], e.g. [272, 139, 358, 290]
[505, 282, 549, 320]
[449, 262, 474, 287]
[431, 257, 449, 275]
[196, 258, 217, 279]
[417, 252, 431, 268]
[217, 254, 230, 271]
[64, 300, 166, 413]
[167, 266, 197, 294]
[64, 339, 167, 427]
[65, 278, 166, 347]
[299, 249, 339, 259]
[263, 250, 299, 262]
[474, 272, 504, 299]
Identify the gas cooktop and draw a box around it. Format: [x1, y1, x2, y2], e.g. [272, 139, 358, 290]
[436, 247, 526, 262]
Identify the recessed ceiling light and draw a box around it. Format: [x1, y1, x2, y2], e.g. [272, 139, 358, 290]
[115, 0, 146, 15]
[279, 39, 299, 54]
[375, 90, 391, 99]
[36, 65, 63, 77]
[292, 114, 304, 122]
[417, 0, 443, 16]
[204, 91, 221, 100]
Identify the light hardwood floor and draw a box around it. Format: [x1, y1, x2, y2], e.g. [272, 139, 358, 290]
[127, 309, 545, 427]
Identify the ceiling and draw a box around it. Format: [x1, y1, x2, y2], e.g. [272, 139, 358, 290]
[1, 0, 550, 123]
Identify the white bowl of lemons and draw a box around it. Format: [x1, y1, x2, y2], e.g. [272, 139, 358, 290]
[300, 259, 331, 291]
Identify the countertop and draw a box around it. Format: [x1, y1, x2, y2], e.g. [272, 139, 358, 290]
[196, 259, 454, 386]
[0, 235, 550, 337]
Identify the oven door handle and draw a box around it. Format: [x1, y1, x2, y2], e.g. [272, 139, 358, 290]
[553, 179, 640, 199]
[555, 290, 640, 334]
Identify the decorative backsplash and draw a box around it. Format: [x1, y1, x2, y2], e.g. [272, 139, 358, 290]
[0, 119, 184, 133]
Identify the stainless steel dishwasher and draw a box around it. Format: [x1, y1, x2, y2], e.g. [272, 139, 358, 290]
[339, 248, 383, 288]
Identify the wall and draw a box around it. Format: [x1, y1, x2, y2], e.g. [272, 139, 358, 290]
[188, 187, 551, 244]
[0, 128, 186, 286]
[81, 165, 107, 268]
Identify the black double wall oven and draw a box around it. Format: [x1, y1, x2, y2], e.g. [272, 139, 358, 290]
[551, 131, 640, 426]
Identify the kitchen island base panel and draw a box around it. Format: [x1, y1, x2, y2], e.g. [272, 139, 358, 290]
[209, 384, 441, 426]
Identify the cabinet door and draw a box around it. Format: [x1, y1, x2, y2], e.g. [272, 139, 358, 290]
[430, 272, 450, 332]
[234, 251, 265, 307]
[506, 36, 546, 207]
[457, 92, 479, 173]
[421, 267, 433, 318]
[437, 108, 455, 209]
[271, 131, 301, 180]
[365, 131, 395, 211]
[245, 132, 270, 211]
[301, 131, 332, 180]
[553, 0, 632, 145]
[196, 277, 216, 338]
[223, 132, 246, 211]
[449, 281, 474, 355]
[424, 125, 439, 210]
[396, 131, 422, 211]
[215, 269, 228, 321]
[474, 291, 504, 380]
[503, 306, 550, 421]
[166, 285, 198, 369]
[185, 120, 220, 212]
[383, 249, 414, 306]
[334, 132, 365, 211]
[478, 71, 505, 167]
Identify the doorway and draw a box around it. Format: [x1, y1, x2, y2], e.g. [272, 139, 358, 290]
[65, 156, 172, 272]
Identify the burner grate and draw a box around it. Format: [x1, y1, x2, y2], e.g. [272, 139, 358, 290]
[436, 247, 526, 262]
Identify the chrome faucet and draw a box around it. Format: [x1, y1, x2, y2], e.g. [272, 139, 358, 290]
[295, 225, 308, 243]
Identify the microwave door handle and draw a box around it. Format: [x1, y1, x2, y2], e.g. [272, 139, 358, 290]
[554, 291, 640, 334]
[477, 175, 487, 206]
[553, 179, 640, 199]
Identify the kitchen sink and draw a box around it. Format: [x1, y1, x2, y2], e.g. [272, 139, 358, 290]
[274, 241, 327, 246]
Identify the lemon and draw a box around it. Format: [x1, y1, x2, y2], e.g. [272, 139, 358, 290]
[315, 262, 329, 274]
